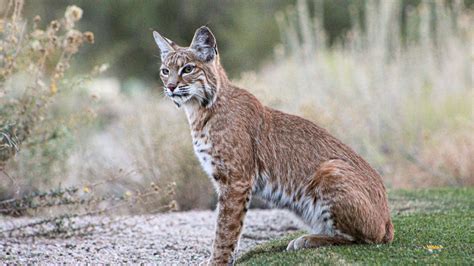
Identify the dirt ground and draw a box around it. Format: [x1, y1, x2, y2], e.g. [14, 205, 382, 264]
[0, 209, 302, 264]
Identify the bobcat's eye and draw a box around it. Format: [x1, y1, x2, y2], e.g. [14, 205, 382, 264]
[182, 65, 195, 74]
[161, 68, 169, 76]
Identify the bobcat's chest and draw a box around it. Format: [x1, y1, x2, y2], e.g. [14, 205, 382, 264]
[191, 130, 214, 177]
[184, 103, 216, 181]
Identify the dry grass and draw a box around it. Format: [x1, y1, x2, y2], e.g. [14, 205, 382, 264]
[65, 89, 214, 211]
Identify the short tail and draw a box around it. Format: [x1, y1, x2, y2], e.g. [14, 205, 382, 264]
[383, 220, 394, 243]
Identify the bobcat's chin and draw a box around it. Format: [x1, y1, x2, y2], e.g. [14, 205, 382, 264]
[167, 93, 193, 108]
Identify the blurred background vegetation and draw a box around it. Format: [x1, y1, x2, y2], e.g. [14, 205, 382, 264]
[1, 0, 473, 217]
[25, 0, 473, 81]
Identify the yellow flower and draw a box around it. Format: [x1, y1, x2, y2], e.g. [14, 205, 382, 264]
[168, 200, 179, 211]
[425, 244, 443, 253]
[50, 81, 58, 95]
[83, 186, 90, 193]
[426, 245, 443, 250]
[125, 191, 132, 197]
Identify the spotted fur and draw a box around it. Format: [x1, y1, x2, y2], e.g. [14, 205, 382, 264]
[153, 26, 394, 265]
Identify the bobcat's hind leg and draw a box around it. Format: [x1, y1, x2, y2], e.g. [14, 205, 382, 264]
[286, 234, 354, 251]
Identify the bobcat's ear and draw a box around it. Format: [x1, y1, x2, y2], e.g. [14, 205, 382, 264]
[153, 30, 175, 61]
[190, 26, 217, 62]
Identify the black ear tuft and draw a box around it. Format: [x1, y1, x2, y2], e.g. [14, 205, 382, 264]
[190, 26, 217, 62]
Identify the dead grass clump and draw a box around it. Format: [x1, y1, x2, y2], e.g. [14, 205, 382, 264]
[65, 90, 214, 211]
[0, 180, 177, 238]
[420, 128, 474, 186]
[0, 0, 96, 190]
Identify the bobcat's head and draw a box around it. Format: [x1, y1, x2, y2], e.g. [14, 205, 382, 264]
[153, 26, 224, 108]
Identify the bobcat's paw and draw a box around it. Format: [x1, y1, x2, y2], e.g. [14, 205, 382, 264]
[286, 235, 309, 251]
[205, 256, 234, 266]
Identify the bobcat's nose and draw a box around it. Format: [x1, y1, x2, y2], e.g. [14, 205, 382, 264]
[167, 84, 177, 92]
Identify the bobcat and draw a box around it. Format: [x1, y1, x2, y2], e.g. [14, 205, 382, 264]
[152, 26, 394, 265]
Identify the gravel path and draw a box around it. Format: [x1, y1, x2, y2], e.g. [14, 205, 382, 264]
[0, 210, 302, 264]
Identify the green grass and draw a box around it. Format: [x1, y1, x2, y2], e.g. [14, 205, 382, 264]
[237, 188, 474, 265]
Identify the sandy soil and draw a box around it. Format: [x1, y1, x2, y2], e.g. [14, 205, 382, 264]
[0, 209, 302, 264]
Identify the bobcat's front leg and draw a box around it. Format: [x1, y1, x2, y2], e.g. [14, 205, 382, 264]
[210, 181, 251, 265]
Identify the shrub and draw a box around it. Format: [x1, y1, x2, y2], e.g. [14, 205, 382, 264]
[0, 0, 96, 187]
[0, 1, 176, 237]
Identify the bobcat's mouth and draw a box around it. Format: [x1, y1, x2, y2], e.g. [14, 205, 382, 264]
[165, 86, 190, 97]
[170, 92, 190, 97]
